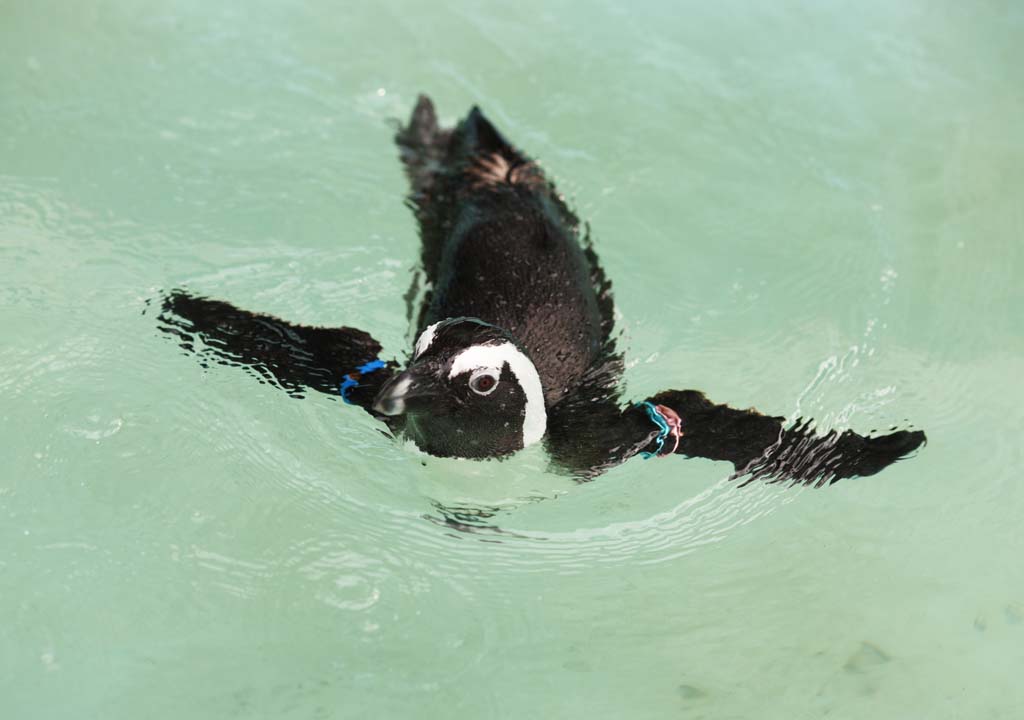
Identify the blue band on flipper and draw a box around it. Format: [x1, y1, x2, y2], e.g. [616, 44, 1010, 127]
[639, 401, 671, 459]
[340, 359, 386, 405]
[357, 359, 386, 374]
[339, 376, 360, 403]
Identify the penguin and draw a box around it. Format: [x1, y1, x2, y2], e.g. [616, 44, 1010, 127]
[158, 95, 925, 486]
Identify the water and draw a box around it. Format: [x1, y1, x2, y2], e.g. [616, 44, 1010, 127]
[2, 1, 1023, 717]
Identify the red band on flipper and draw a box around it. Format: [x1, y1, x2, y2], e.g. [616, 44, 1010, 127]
[654, 404, 683, 455]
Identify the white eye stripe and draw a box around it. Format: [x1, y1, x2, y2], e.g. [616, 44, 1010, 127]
[448, 343, 547, 447]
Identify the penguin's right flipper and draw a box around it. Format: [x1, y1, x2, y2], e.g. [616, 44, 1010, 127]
[546, 388, 925, 485]
[157, 290, 397, 412]
[627, 390, 926, 487]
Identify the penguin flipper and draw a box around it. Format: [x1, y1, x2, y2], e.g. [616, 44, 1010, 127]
[548, 389, 925, 485]
[630, 390, 926, 487]
[157, 290, 396, 413]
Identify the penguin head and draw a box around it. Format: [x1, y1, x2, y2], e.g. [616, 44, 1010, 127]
[372, 318, 547, 459]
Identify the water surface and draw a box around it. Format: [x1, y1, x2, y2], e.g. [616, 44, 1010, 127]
[2, 1, 1023, 718]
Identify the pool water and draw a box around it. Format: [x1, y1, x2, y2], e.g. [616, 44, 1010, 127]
[2, 1, 1023, 718]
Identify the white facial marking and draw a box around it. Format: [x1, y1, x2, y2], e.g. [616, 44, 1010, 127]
[414, 322, 442, 359]
[448, 343, 547, 447]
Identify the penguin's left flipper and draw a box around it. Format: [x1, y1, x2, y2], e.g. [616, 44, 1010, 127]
[628, 389, 926, 487]
[157, 290, 397, 412]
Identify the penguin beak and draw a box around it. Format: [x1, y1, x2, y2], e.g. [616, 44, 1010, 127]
[372, 367, 440, 416]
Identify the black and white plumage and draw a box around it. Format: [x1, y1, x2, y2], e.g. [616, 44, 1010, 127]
[158, 95, 925, 485]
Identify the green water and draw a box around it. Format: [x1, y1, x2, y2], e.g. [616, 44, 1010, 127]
[2, 1, 1023, 717]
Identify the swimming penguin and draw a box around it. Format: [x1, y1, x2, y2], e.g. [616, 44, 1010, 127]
[159, 95, 925, 485]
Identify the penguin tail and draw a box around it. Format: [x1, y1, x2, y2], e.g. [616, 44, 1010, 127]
[452, 106, 526, 166]
[395, 94, 452, 203]
[396, 96, 531, 198]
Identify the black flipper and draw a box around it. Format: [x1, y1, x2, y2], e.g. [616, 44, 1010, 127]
[548, 389, 925, 486]
[157, 290, 396, 413]
[643, 390, 925, 486]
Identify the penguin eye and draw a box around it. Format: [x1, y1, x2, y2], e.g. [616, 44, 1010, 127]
[468, 370, 499, 396]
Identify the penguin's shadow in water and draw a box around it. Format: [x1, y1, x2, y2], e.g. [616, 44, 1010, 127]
[425, 500, 527, 539]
